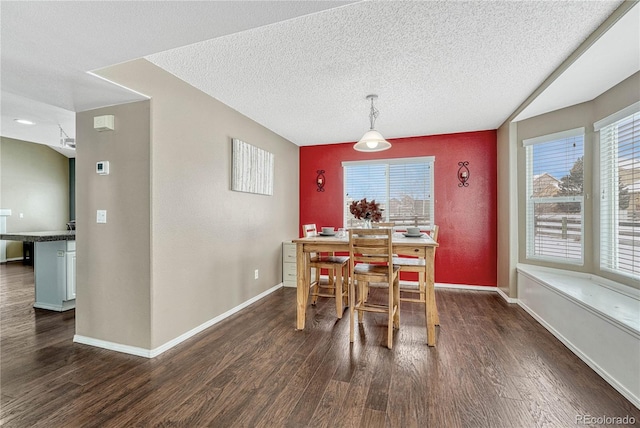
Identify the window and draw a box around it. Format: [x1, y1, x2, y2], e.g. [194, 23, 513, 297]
[524, 128, 585, 263]
[596, 103, 639, 279]
[343, 157, 434, 228]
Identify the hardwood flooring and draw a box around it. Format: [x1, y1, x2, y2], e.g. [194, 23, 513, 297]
[1, 262, 639, 427]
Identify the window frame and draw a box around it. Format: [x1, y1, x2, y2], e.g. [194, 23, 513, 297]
[342, 156, 435, 228]
[595, 101, 640, 281]
[523, 127, 585, 265]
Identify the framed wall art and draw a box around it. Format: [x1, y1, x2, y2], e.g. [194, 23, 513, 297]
[231, 138, 274, 196]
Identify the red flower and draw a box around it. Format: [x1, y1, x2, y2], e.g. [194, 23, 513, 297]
[349, 198, 383, 222]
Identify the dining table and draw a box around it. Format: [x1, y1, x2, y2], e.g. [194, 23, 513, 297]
[292, 231, 439, 346]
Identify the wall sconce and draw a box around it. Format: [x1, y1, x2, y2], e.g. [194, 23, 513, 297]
[316, 170, 326, 192]
[457, 161, 470, 187]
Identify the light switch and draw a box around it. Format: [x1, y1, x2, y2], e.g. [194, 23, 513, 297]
[97, 210, 107, 223]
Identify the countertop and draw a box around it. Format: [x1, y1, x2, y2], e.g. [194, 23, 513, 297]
[0, 231, 76, 242]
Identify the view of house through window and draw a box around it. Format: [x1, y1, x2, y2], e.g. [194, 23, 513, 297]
[524, 128, 585, 263]
[343, 157, 434, 229]
[598, 107, 639, 279]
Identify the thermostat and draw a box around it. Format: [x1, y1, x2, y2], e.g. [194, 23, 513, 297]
[96, 161, 110, 175]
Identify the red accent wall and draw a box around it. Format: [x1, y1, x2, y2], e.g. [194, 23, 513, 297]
[299, 130, 497, 287]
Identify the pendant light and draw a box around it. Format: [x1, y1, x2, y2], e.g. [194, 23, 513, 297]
[353, 94, 391, 152]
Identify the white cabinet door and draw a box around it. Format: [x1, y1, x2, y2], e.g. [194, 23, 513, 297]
[66, 251, 76, 300]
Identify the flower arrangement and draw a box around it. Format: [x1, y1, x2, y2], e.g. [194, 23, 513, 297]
[349, 198, 383, 222]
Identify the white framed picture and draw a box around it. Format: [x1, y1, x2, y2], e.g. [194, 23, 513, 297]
[231, 138, 274, 196]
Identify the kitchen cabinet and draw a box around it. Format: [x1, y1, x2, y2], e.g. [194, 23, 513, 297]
[66, 243, 76, 300]
[0, 231, 76, 311]
[34, 239, 76, 311]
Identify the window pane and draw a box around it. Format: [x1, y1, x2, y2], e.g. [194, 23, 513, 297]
[531, 201, 582, 261]
[600, 111, 639, 278]
[388, 163, 432, 228]
[344, 159, 434, 228]
[344, 164, 387, 228]
[526, 132, 584, 262]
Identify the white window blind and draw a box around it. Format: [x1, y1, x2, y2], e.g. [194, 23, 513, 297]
[524, 128, 584, 263]
[599, 109, 639, 279]
[343, 157, 434, 228]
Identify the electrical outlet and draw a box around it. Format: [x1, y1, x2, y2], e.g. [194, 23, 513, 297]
[254, 269, 259, 280]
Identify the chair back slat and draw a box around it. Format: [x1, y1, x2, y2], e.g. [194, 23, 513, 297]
[348, 227, 399, 349]
[374, 222, 396, 228]
[302, 224, 317, 237]
[349, 228, 394, 277]
[431, 225, 439, 242]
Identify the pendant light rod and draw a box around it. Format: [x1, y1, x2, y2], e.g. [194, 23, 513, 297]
[367, 94, 379, 130]
[354, 94, 391, 152]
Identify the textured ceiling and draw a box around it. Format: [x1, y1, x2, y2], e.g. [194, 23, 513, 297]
[514, 3, 640, 122]
[146, 1, 627, 146]
[0, 1, 351, 151]
[1, 0, 636, 155]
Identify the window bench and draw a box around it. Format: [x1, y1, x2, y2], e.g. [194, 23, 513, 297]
[517, 264, 640, 409]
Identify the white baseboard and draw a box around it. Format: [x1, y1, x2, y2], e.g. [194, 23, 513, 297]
[517, 267, 640, 409]
[496, 287, 517, 303]
[34, 300, 75, 312]
[73, 282, 284, 358]
[398, 279, 499, 292]
[434, 282, 499, 292]
[73, 335, 152, 358]
[518, 298, 640, 410]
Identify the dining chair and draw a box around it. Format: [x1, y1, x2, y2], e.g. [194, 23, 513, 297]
[374, 222, 396, 228]
[394, 225, 440, 326]
[303, 224, 350, 318]
[349, 228, 400, 349]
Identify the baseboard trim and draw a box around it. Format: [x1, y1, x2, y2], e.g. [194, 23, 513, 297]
[34, 300, 75, 312]
[435, 282, 498, 292]
[73, 335, 152, 358]
[517, 299, 640, 410]
[496, 287, 517, 303]
[74, 282, 284, 358]
[398, 279, 498, 292]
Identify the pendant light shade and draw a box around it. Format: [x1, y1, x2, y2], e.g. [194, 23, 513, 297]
[354, 94, 391, 152]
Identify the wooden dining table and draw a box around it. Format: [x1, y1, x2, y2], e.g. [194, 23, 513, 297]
[292, 231, 439, 346]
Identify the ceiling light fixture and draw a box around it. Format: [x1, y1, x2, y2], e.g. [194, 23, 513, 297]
[14, 118, 35, 125]
[353, 94, 391, 152]
[59, 124, 76, 149]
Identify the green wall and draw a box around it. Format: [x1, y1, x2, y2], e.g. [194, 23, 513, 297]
[0, 137, 70, 259]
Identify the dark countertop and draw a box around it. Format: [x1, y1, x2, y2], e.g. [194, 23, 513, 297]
[0, 231, 76, 242]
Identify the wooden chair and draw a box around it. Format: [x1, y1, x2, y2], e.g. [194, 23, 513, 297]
[394, 225, 440, 326]
[374, 222, 396, 229]
[303, 224, 350, 318]
[349, 228, 400, 349]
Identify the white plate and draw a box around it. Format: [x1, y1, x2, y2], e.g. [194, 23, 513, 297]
[318, 232, 336, 236]
[403, 233, 424, 238]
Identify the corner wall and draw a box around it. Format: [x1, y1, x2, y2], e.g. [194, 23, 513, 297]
[496, 122, 518, 298]
[94, 59, 300, 350]
[76, 100, 152, 349]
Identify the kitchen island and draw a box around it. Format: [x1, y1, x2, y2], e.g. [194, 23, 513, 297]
[1, 231, 76, 311]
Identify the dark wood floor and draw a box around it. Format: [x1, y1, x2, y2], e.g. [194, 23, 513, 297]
[1, 262, 638, 427]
